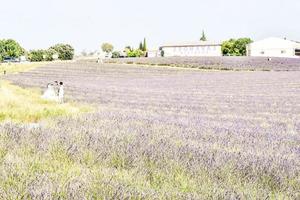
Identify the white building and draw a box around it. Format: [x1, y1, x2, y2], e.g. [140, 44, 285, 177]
[159, 41, 222, 57]
[247, 37, 300, 58]
[147, 50, 160, 57]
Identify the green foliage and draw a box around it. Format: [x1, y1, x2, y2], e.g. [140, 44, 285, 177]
[200, 30, 207, 41]
[49, 43, 74, 60]
[28, 48, 59, 62]
[128, 38, 147, 57]
[112, 51, 121, 58]
[44, 49, 57, 61]
[0, 39, 25, 61]
[234, 38, 253, 56]
[28, 50, 45, 62]
[221, 39, 234, 56]
[126, 49, 145, 57]
[101, 43, 114, 53]
[222, 38, 252, 56]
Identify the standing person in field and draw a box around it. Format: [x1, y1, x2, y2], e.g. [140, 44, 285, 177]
[42, 83, 57, 101]
[54, 81, 59, 96]
[58, 82, 64, 103]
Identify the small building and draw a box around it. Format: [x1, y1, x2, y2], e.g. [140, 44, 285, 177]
[159, 41, 222, 57]
[247, 37, 300, 58]
[147, 50, 160, 58]
[19, 56, 27, 62]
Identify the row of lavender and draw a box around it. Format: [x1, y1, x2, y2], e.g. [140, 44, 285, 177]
[106, 56, 300, 71]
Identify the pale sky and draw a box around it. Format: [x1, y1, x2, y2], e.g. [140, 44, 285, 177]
[0, 0, 299, 53]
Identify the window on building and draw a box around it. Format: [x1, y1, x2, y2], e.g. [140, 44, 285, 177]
[260, 51, 265, 55]
[295, 49, 300, 56]
[281, 50, 286, 54]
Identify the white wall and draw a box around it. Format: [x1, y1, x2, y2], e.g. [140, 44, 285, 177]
[147, 51, 159, 57]
[248, 48, 295, 57]
[248, 38, 300, 58]
[162, 45, 222, 57]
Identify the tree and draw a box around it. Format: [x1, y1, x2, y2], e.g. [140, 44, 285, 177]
[200, 30, 207, 41]
[112, 51, 121, 58]
[101, 43, 114, 54]
[28, 50, 45, 62]
[221, 39, 235, 56]
[44, 48, 57, 61]
[142, 38, 147, 51]
[0, 39, 25, 61]
[125, 46, 132, 51]
[139, 42, 143, 51]
[221, 38, 252, 56]
[234, 38, 252, 56]
[49, 44, 74, 60]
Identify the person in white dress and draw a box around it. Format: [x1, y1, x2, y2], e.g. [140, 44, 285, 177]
[58, 82, 64, 103]
[41, 83, 58, 101]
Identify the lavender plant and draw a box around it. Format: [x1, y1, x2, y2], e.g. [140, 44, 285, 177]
[1, 61, 300, 199]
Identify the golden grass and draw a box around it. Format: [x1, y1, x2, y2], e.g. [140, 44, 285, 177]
[0, 62, 48, 75]
[0, 81, 91, 123]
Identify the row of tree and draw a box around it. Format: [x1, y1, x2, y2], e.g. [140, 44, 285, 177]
[138, 38, 147, 51]
[0, 39, 75, 62]
[101, 38, 148, 58]
[28, 44, 75, 62]
[103, 33, 252, 58]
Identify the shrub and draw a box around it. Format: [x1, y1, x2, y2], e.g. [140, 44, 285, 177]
[49, 44, 74, 60]
[44, 49, 58, 61]
[28, 50, 45, 62]
[127, 49, 145, 57]
[222, 38, 252, 56]
[112, 51, 121, 58]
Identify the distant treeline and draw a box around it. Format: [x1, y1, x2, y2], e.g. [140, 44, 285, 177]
[0, 39, 74, 62]
[100, 37, 253, 58]
[99, 38, 148, 58]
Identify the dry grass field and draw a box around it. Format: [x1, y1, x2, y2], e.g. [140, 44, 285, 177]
[1, 60, 300, 199]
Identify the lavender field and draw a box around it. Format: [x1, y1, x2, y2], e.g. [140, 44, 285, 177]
[108, 56, 300, 71]
[2, 61, 300, 199]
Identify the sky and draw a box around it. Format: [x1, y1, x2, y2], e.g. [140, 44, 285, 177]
[0, 0, 299, 54]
